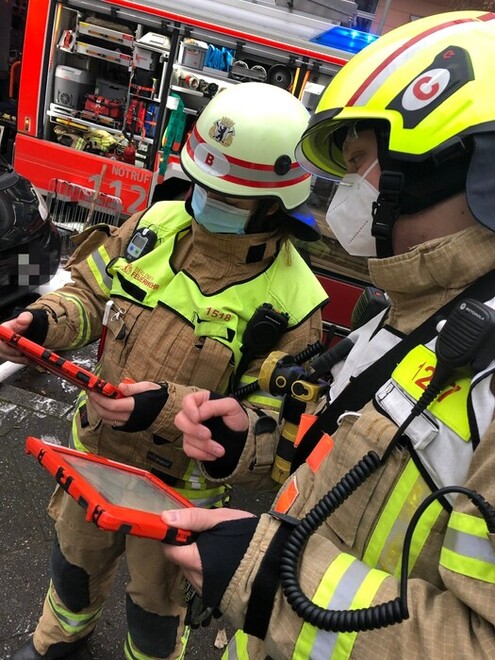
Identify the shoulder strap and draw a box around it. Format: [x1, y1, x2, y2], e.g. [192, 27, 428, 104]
[292, 270, 495, 472]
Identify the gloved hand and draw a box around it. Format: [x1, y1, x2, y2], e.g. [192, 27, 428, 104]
[89, 381, 167, 429]
[162, 508, 259, 607]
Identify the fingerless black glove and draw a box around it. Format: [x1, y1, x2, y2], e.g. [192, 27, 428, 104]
[117, 384, 169, 432]
[9, 308, 49, 345]
[196, 516, 259, 608]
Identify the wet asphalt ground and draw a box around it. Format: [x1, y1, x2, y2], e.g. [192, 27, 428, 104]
[0, 335, 273, 659]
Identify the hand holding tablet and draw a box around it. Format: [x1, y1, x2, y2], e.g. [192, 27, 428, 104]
[25, 437, 197, 545]
[0, 325, 122, 398]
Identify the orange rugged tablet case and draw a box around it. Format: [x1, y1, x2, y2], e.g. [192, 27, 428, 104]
[25, 437, 196, 545]
[0, 326, 122, 398]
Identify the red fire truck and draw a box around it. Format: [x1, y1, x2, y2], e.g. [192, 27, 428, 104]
[15, 0, 375, 335]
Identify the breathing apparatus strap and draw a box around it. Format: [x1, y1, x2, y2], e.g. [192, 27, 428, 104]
[292, 269, 495, 473]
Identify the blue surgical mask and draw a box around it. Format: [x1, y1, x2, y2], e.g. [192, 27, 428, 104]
[191, 185, 250, 234]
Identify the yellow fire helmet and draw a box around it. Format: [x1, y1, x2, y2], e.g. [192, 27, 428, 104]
[181, 82, 319, 239]
[296, 10, 495, 248]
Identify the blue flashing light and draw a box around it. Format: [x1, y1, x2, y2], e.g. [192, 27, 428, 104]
[312, 25, 378, 54]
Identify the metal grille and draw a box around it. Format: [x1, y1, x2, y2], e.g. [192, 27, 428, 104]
[46, 178, 123, 259]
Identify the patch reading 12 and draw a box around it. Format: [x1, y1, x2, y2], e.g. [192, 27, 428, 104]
[25, 437, 196, 545]
[0, 326, 122, 398]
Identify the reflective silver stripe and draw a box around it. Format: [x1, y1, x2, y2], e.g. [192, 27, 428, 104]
[223, 641, 239, 660]
[222, 631, 248, 659]
[312, 559, 370, 658]
[54, 292, 91, 347]
[350, 19, 492, 106]
[91, 248, 113, 291]
[188, 127, 309, 187]
[188, 492, 227, 508]
[48, 590, 102, 633]
[444, 527, 495, 564]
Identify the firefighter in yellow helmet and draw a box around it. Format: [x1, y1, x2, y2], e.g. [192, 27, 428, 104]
[161, 12, 495, 659]
[2, 82, 328, 660]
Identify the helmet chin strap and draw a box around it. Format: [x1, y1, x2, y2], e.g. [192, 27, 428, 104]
[372, 170, 404, 258]
[245, 199, 281, 234]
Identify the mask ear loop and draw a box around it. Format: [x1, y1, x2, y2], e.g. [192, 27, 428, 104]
[336, 158, 379, 191]
[361, 158, 379, 180]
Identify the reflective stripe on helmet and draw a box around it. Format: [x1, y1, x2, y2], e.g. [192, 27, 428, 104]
[186, 125, 310, 189]
[347, 15, 495, 107]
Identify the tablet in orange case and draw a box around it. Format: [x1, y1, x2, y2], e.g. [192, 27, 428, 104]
[26, 437, 196, 545]
[0, 325, 122, 398]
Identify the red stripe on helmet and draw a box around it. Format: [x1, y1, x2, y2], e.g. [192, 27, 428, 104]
[219, 171, 311, 188]
[347, 14, 495, 106]
[185, 134, 309, 188]
[191, 126, 300, 171]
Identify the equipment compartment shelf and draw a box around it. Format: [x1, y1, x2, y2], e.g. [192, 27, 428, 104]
[78, 21, 135, 48]
[170, 85, 203, 97]
[75, 41, 133, 67]
[48, 105, 153, 145]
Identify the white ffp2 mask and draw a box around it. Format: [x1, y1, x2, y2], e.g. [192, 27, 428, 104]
[326, 159, 379, 257]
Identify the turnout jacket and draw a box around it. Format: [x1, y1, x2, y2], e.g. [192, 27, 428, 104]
[209, 225, 495, 658]
[28, 201, 326, 497]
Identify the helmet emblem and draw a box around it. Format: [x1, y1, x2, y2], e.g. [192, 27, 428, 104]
[209, 117, 235, 146]
[388, 46, 474, 129]
[402, 68, 450, 111]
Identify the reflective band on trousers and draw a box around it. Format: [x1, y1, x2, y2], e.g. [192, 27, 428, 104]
[124, 628, 190, 660]
[222, 630, 250, 660]
[47, 581, 102, 635]
[294, 553, 388, 659]
[70, 390, 89, 452]
[440, 511, 495, 583]
[363, 459, 443, 577]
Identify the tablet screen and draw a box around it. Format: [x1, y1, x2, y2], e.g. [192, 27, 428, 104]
[63, 453, 187, 514]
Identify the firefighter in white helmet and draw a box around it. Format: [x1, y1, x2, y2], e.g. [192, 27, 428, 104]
[162, 12, 495, 659]
[1, 82, 328, 659]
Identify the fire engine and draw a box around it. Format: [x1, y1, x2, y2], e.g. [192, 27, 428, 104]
[14, 0, 376, 335]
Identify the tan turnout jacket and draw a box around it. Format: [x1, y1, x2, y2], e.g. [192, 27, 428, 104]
[207, 225, 495, 659]
[28, 204, 324, 491]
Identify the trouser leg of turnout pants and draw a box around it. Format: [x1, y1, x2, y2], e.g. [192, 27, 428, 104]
[123, 534, 189, 659]
[32, 487, 125, 656]
[222, 630, 267, 660]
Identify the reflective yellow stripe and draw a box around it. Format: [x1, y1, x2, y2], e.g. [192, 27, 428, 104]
[294, 553, 354, 658]
[181, 458, 206, 490]
[124, 627, 189, 659]
[179, 459, 227, 505]
[47, 582, 102, 635]
[237, 375, 282, 411]
[69, 425, 89, 452]
[70, 391, 90, 452]
[440, 512, 495, 583]
[53, 292, 91, 347]
[87, 246, 112, 296]
[294, 554, 388, 659]
[449, 511, 492, 537]
[363, 460, 442, 577]
[245, 391, 282, 411]
[222, 629, 250, 659]
[177, 484, 228, 508]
